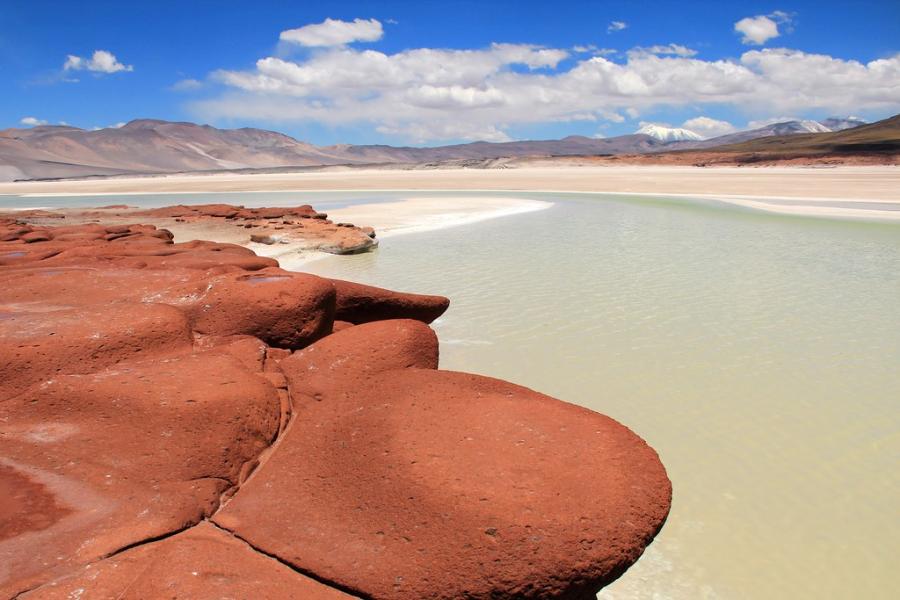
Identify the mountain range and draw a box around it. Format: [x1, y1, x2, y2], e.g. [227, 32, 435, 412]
[0, 116, 879, 181]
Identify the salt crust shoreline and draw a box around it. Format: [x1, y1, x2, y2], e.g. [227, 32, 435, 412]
[1, 165, 898, 222]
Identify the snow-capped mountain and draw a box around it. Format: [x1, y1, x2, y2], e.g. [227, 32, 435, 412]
[636, 123, 704, 142]
[774, 120, 832, 134]
[820, 116, 868, 131]
[666, 117, 870, 150]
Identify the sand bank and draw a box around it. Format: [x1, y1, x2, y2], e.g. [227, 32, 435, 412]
[1, 165, 898, 221]
[325, 196, 552, 238]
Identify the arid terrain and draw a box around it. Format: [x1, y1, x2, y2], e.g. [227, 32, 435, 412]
[2, 115, 896, 182]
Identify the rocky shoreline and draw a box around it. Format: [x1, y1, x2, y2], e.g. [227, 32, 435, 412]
[0, 204, 671, 599]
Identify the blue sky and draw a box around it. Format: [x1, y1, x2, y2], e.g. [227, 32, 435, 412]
[2, 0, 898, 145]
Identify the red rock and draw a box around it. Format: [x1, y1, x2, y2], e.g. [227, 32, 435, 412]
[280, 319, 439, 402]
[20, 522, 358, 599]
[0, 266, 334, 349]
[315, 230, 378, 255]
[195, 334, 268, 372]
[21, 231, 51, 243]
[52, 232, 106, 242]
[0, 302, 193, 400]
[139, 203, 241, 219]
[214, 369, 671, 599]
[0, 247, 61, 266]
[330, 278, 449, 324]
[174, 268, 335, 349]
[332, 319, 355, 332]
[264, 347, 292, 372]
[0, 352, 280, 596]
[250, 233, 279, 245]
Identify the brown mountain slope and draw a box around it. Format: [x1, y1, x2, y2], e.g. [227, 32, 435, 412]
[1, 115, 896, 181]
[0, 120, 670, 181]
[699, 114, 900, 157]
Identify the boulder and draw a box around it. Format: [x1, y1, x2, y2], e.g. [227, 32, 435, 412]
[280, 319, 439, 402]
[329, 278, 449, 324]
[20, 231, 51, 243]
[173, 269, 335, 349]
[0, 266, 335, 349]
[214, 369, 671, 600]
[0, 302, 193, 401]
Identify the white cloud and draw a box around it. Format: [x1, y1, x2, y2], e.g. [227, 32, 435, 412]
[280, 18, 383, 47]
[573, 45, 616, 57]
[681, 116, 737, 138]
[735, 11, 792, 45]
[171, 78, 203, 91]
[746, 115, 798, 129]
[632, 44, 698, 58]
[193, 31, 900, 143]
[20, 116, 48, 126]
[64, 50, 133, 73]
[607, 21, 627, 33]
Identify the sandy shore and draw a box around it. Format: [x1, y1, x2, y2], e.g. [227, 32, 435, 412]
[326, 196, 552, 238]
[1, 165, 898, 220]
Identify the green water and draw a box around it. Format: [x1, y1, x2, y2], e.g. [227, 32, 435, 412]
[5, 191, 899, 598]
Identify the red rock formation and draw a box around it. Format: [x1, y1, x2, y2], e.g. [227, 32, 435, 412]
[331, 278, 450, 324]
[133, 202, 376, 254]
[0, 210, 669, 599]
[1, 351, 280, 595]
[280, 319, 440, 402]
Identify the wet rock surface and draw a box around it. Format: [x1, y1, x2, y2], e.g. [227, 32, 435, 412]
[0, 207, 669, 599]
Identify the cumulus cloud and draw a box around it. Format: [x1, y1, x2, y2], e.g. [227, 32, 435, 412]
[20, 116, 48, 126]
[735, 11, 792, 45]
[280, 18, 383, 46]
[64, 50, 133, 73]
[681, 116, 737, 138]
[607, 21, 627, 33]
[192, 29, 900, 143]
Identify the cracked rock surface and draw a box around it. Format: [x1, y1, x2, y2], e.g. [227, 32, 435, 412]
[1, 208, 670, 599]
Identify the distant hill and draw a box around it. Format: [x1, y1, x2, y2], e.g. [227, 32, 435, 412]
[0, 120, 675, 181]
[0, 115, 889, 181]
[701, 114, 899, 156]
[665, 117, 869, 150]
[598, 114, 898, 166]
[0, 119, 354, 181]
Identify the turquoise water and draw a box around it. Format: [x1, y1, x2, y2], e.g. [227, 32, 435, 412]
[4, 191, 899, 598]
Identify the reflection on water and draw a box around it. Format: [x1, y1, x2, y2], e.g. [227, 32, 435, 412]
[300, 192, 900, 600]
